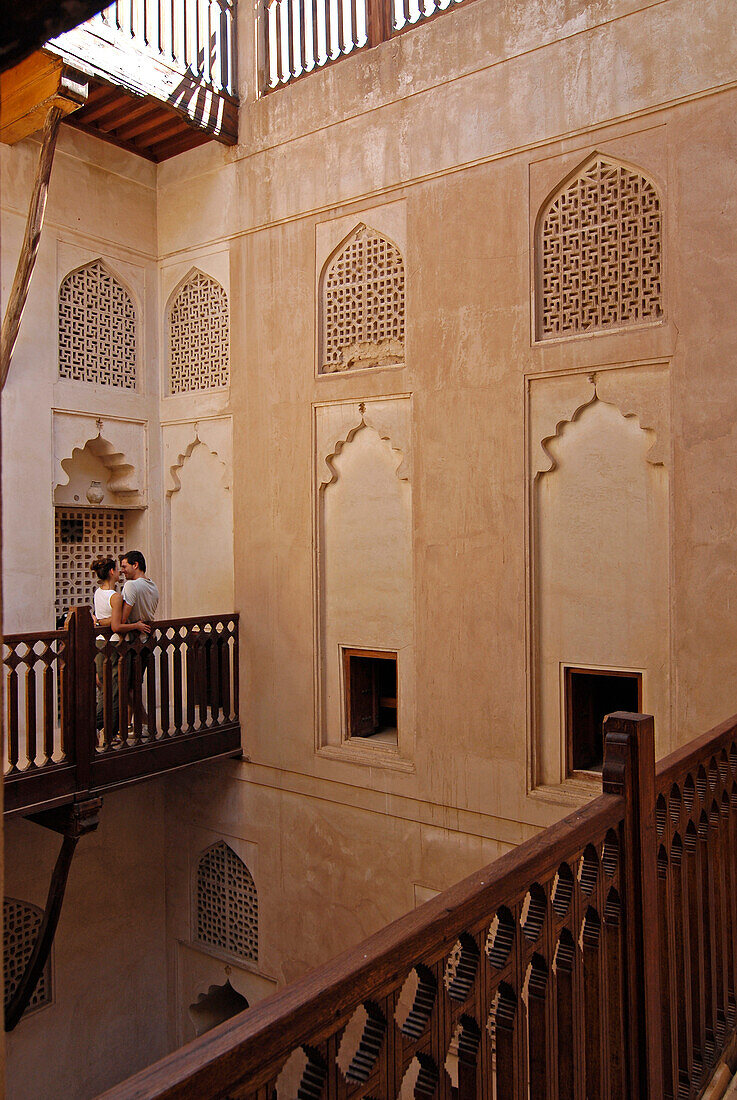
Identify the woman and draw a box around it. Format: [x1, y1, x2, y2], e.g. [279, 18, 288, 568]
[90, 556, 150, 743]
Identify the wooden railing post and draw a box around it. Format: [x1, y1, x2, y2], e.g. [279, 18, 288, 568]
[366, 0, 392, 49]
[602, 711, 664, 1099]
[66, 607, 96, 793]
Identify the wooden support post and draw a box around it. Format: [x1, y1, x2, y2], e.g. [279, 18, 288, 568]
[365, 0, 392, 49]
[602, 711, 664, 1099]
[66, 607, 97, 792]
[5, 797, 101, 1031]
[0, 104, 63, 389]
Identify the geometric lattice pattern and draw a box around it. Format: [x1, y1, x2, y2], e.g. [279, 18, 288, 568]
[195, 841, 258, 962]
[321, 224, 405, 373]
[58, 260, 137, 388]
[539, 156, 663, 338]
[4, 898, 52, 1015]
[169, 270, 229, 393]
[54, 508, 126, 621]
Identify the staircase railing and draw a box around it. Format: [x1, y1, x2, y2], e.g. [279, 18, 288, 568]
[100, 708, 737, 1099]
[3, 606, 241, 815]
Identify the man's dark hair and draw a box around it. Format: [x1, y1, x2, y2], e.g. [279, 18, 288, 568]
[121, 550, 146, 573]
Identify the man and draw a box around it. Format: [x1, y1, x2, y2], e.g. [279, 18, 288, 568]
[119, 550, 159, 624]
[114, 550, 159, 734]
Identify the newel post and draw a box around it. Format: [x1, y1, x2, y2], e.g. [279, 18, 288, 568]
[66, 607, 96, 792]
[602, 711, 663, 1099]
[366, 0, 392, 49]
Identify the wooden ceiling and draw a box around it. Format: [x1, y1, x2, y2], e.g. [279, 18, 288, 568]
[66, 79, 212, 162]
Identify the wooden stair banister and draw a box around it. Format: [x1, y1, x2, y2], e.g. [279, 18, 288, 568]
[98, 710, 737, 1099]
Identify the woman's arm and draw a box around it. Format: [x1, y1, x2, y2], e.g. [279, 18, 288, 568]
[110, 592, 151, 634]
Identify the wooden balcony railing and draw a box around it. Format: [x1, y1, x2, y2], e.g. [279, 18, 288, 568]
[46, 0, 238, 143]
[99, 710, 737, 1100]
[261, 0, 465, 89]
[3, 607, 241, 816]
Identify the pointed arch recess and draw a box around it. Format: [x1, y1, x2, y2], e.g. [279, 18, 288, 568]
[320, 416, 409, 491]
[536, 153, 663, 339]
[194, 841, 258, 963]
[320, 223, 405, 373]
[168, 267, 229, 394]
[58, 258, 137, 389]
[536, 382, 662, 479]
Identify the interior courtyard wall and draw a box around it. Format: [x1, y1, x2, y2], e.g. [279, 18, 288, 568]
[4, 785, 169, 1099]
[153, 0, 737, 1022]
[1, 0, 737, 1082]
[0, 127, 164, 632]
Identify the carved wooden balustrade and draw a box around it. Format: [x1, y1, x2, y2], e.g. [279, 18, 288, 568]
[3, 607, 241, 816]
[261, 0, 465, 89]
[104, 710, 737, 1100]
[655, 715, 737, 1097]
[46, 0, 238, 143]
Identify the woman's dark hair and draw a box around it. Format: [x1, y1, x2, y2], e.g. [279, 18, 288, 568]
[90, 555, 116, 582]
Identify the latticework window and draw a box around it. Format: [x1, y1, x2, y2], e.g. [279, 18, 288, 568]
[538, 157, 663, 339]
[4, 898, 52, 1016]
[169, 271, 230, 393]
[54, 508, 126, 621]
[58, 260, 137, 388]
[195, 841, 258, 962]
[321, 224, 405, 373]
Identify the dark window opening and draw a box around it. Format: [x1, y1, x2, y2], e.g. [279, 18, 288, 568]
[565, 667, 642, 774]
[344, 649, 397, 743]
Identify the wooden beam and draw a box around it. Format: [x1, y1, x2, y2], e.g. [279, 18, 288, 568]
[0, 106, 63, 389]
[4, 798, 101, 1032]
[0, 50, 87, 145]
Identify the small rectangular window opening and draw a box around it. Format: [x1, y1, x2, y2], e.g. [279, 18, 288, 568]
[344, 649, 397, 746]
[565, 667, 642, 775]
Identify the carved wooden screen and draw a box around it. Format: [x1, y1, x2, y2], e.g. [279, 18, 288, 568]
[54, 508, 126, 620]
[4, 898, 52, 1015]
[169, 271, 230, 393]
[195, 841, 258, 962]
[320, 225, 405, 373]
[58, 260, 137, 388]
[538, 157, 663, 339]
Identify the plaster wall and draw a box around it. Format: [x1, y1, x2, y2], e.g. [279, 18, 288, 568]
[2, 0, 737, 1087]
[155, 0, 737, 1023]
[4, 785, 169, 1099]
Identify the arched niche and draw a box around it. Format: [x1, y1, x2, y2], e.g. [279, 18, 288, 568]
[534, 397, 669, 785]
[319, 417, 413, 750]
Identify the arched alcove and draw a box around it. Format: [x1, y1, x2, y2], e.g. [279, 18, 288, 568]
[536, 154, 663, 339]
[58, 259, 137, 388]
[319, 421, 412, 748]
[319, 224, 405, 373]
[534, 398, 669, 784]
[168, 268, 230, 394]
[169, 440, 234, 617]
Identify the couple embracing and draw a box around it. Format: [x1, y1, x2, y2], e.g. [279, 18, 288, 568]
[90, 550, 159, 742]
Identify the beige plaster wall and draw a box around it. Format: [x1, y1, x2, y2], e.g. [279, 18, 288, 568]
[4, 784, 169, 1100]
[3, 0, 737, 1088]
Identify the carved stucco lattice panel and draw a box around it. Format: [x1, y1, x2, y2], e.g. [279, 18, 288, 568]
[4, 898, 51, 1014]
[54, 508, 126, 620]
[539, 157, 663, 338]
[169, 271, 229, 394]
[321, 225, 405, 373]
[58, 260, 137, 388]
[195, 841, 258, 963]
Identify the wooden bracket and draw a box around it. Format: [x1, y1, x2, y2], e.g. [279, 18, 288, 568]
[4, 797, 101, 1031]
[0, 51, 87, 145]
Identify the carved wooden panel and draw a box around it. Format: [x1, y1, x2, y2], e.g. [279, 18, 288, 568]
[539, 157, 663, 338]
[169, 271, 230, 393]
[4, 898, 52, 1015]
[195, 841, 258, 962]
[58, 260, 137, 387]
[54, 508, 126, 620]
[321, 225, 405, 373]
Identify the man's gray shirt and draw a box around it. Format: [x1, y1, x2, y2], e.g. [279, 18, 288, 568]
[122, 576, 159, 622]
